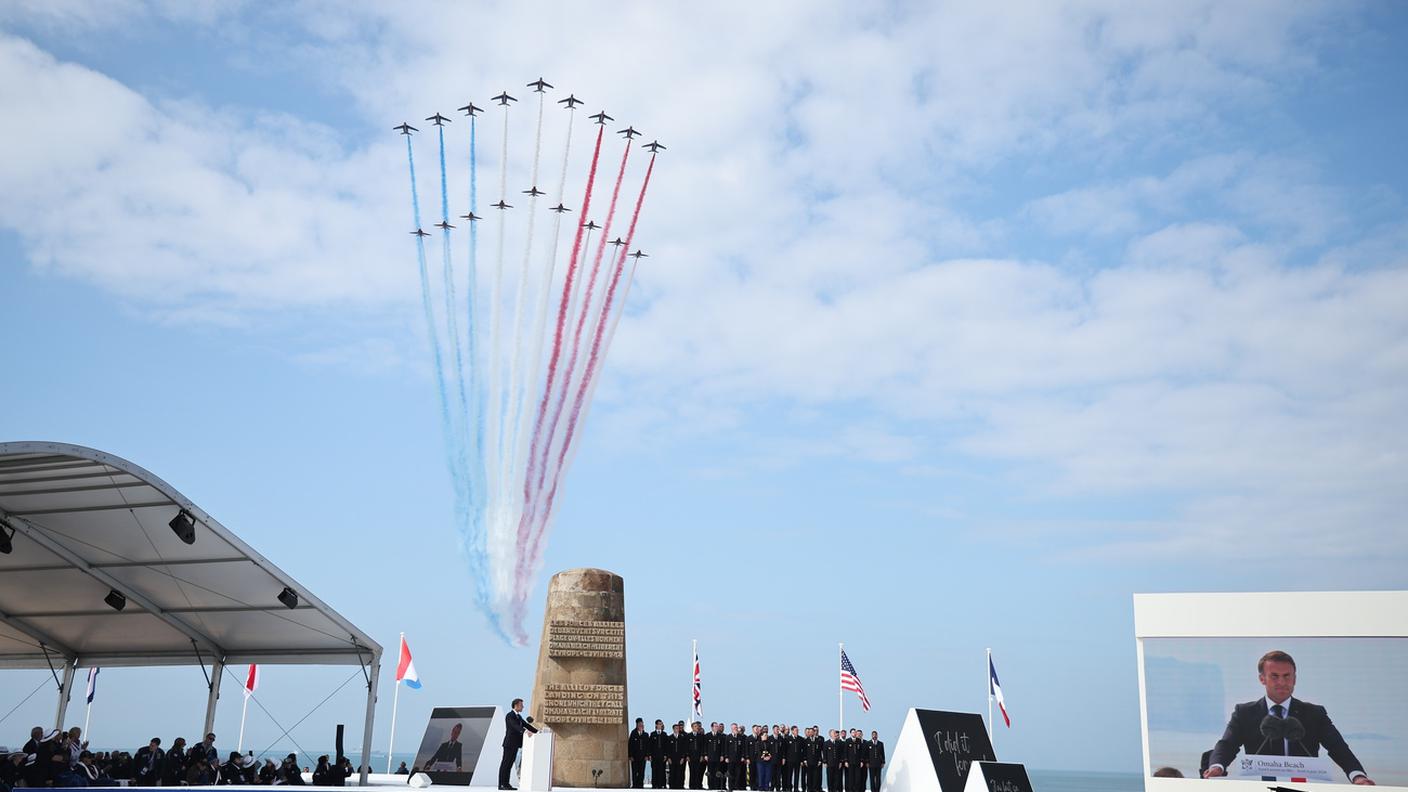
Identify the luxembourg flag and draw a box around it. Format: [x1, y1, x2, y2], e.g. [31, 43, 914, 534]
[989, 654, 1010, 728]
[397, 635, 421, 689]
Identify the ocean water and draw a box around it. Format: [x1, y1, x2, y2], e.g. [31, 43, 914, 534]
[1029, 769, 1144, 792]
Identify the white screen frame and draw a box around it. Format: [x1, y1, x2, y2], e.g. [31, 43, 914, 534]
[1134, 590, 1408, 792]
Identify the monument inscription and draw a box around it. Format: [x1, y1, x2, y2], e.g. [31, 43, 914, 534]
[548, 620, 626, 658]
[541, 683, 626, 723]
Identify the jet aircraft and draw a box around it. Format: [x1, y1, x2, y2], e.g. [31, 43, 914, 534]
[618, 126, 641, 139]
[410, 228, 430, 237]
[589, 111, 614, 125]
[528, 77, 554, 93]
[394, 123, 418, 135]
[629, 249, 649, 260]
[582, 220, 601, 231]
[523, 186, 546, 197]
[558, 94, 584, 109]
[460, 212, 483, 222]
[608, 237, 626, 247]
[426, 113, 451, 126]
[492, 200, 513, 210]
[434, 220, 455, 230]
[643, 140, 667, 153]
[550, 204, 571, 213]
[492, 92, 518, 106]
[457, 102, 483, 117]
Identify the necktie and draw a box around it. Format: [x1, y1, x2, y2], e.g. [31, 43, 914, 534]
[1271, 704, 1285, 756]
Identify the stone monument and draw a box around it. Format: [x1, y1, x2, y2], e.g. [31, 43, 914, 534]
[529, 568, 629, 788]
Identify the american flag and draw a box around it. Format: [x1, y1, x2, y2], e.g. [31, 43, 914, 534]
[692, 645, 702, 720]
[840, 649, 871, 712]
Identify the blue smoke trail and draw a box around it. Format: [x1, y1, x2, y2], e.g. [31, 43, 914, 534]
[409, 134, 498, 633]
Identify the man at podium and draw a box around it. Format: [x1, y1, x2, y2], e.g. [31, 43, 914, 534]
[1202, 650, 1373, 785]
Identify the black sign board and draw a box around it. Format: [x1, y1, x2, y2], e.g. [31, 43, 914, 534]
[913, 709, 997, 792]
[971, 762, 1034, 792]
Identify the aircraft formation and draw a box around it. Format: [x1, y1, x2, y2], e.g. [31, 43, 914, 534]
[397, 78, 663, 644]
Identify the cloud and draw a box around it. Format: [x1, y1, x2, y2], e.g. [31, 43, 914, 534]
[3, 0, 1405, 566]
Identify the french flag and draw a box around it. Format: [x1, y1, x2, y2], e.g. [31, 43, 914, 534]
[397, 634, 422, 689]
[989, 655, 1010, 728]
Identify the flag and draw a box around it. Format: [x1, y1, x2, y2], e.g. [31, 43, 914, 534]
[243, 664, 260, 697]
[396, 635, 421, 689]
[85, 667, 99, 704]
[989, 655, 1009, 727]
[691, 645, 702, 721]
[840, 649, 871, 712]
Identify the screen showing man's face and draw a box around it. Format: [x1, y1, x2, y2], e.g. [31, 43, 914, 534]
[1260, 659, 1297, 703]
[449, 723, 462, 742]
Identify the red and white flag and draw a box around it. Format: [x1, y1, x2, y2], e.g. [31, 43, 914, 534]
[243, 664, 260, 698]
[989, 655, 1010, 727]
[396, 635, 421, 689]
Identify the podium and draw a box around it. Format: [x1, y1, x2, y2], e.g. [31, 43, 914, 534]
[1229, 754, 1336, 783]
[520, 728, 555, 792]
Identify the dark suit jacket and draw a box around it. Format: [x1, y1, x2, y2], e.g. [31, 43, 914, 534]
[432, 739, 463, 768]
[503, 710, 538, 749]
[1208, 697, 1365, 779]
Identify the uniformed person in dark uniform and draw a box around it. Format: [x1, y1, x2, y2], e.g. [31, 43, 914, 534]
[844, 731, 865, 792]
[785, 726, 802, 792]
[726, 724, 745, 791]
[650, 720, 670, 790]
[707, 723, 727, 790]
[866, 732, 884, 792]
[824, 730, 841, 792]
[748, 726, 762, 790]
[669, 722, 688, 790]
[629, 719, 649, 788]
[688, 722, 707, 790]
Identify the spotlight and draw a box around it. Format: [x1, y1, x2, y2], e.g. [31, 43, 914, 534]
[169, 510, 196, 545]
[277, 586, 298, 610]
[0, 519, 13, 555]
[105, 589, 127, 611]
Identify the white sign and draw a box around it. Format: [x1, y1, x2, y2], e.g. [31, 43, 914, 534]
[1231, 754, 1336, 783]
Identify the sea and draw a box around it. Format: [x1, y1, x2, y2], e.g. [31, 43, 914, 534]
[1027, 769, 1143, 792]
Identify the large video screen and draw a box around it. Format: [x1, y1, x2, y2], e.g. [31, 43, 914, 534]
[1142, 637, 1408, 785]
[413, 705, 496, 785]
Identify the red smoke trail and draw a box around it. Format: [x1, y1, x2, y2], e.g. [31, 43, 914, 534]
[522, 153, 656, 587]
[513, 139, 632, 603]
[518, 125, 603, 537]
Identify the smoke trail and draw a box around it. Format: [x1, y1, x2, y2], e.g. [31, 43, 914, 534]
[519, 155, 656, 605]
[407, 135, 477, 607]
[514, 139, 632, 608]
[506, 102, 576, 570]
[519, 125, 604, 548]
[437, 124, 469, 462]
[501, 90, 549, 524]
[483, 101, 513, 601]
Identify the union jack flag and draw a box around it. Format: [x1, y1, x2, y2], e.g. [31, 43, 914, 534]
[692, 645, 702, 720]
[841, 649, 870, 712]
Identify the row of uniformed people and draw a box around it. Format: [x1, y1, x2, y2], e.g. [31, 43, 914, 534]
[628, 720, 885, 792]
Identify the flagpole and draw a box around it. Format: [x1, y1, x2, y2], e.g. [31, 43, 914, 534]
[838, 642, 844, 734]
[388, 633, 404, 773]
[83, 698, 92, 740]
[689, 638, 697, 726]
[985, 648, 993, 751]
[237, 692, 249, 753]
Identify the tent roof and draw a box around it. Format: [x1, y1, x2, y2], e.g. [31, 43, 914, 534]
[0, 441, 380, 669]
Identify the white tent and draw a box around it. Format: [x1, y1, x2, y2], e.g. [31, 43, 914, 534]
[0, 441, 382, 784]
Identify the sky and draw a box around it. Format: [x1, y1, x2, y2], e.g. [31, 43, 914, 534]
[2, 0, 1408, 774]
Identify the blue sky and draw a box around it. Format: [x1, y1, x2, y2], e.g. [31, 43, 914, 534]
[3, 0, 1408, 774]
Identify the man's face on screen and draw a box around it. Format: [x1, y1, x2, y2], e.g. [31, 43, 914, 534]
[1259, 659, 1297, 702]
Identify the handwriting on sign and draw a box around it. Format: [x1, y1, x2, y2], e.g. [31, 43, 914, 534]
[935, 731, 974, 780]
[987, 782, 1022, 792]
[548, 620, 626, 659]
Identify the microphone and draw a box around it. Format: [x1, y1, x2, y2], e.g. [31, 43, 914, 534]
[1255, 715, 1285, 754]
[1282, 717, 1311, 756]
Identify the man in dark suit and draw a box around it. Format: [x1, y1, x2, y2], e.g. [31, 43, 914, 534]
[432, 722, 465, 771]
[630, 718, 649, 788]
[1204, 650, 1373, 784]
[133, 738, 165, 786]
[499, 698, 538, 790]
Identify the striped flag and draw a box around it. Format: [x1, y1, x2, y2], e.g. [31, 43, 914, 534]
[840, 649, 871, 712]
[691, 644, 702, 721]
[396, 635, 421, 689]
[989, 655, 1009, 727]
[85, 667, 99, 704]
[243, 664, 260, 697]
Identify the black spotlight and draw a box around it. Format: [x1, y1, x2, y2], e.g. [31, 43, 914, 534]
[169, 510, 196, 545]
[0, 520, 13, 555]
[277, 586, 299, 610]
[104, 589, 127, 611]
